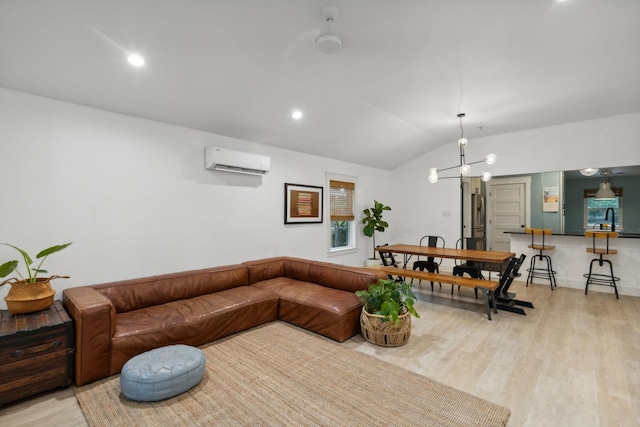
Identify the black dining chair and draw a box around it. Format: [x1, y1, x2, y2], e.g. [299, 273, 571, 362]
[453, 237, 485, 279]
[452, 237, 485, 296]
[412, 235, 445, 291]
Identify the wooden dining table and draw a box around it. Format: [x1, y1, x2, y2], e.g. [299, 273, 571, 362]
[373, 244, 516, 320]
[375, 244, 515, 272]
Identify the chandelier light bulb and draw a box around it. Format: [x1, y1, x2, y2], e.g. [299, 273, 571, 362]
[485, 153, 497, 165]
[481, 172, 492, 182]
[428, 169, 439, 183]
[460, 164, 471, 175]
[458, 138, 468, 147]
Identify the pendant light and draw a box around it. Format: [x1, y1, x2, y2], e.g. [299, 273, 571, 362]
[594, 171, 616, 199]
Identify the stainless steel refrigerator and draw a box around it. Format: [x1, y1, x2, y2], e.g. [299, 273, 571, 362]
[471, 193, 486, 250]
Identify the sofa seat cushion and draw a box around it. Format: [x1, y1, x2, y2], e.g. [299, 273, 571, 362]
[110, 286, 278, 374]
[120, 344, 205, 402]
[251, 278, 363, 342]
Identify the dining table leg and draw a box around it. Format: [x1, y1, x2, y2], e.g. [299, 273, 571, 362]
[479, 288, 492, 320]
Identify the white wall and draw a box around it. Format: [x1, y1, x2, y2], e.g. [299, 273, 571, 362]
[388, 112, 640, 260]
[0, 89, 391, 308]
[2, 88, 638, 308]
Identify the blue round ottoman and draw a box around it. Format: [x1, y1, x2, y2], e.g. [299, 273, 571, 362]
[120, 344, 206, 402]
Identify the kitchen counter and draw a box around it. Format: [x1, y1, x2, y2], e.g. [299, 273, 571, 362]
[508, 231, 640, 297]
[506, 230, 640, 238]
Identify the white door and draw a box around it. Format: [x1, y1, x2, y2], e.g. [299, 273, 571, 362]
[487, 177, 529, 251]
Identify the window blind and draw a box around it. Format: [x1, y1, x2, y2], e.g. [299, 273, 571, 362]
[583, 188, 623, 197]
[330, 180, 355, 221]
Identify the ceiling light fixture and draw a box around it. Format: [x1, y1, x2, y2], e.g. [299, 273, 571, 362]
[127, 54, 145, 67]
[292, 110, 303, 120]
[428, 113, 496, 184]
[316, 5, 342, 54]
[594, 171, 616, 199]
[580, 168, 599, 176]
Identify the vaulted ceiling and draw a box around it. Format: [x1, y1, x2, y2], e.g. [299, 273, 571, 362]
[1, 1, 638, 169]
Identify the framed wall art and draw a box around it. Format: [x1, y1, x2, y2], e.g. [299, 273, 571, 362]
[543, 186, 559, 212]
[284, 183, 323, 224]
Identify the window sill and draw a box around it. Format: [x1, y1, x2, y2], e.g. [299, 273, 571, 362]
[328, 247, 357, 257]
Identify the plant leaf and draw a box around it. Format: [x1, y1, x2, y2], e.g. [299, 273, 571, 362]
[36, 242, 72, 259]
[1, 243, 33, 266]
[0, 261, 19, 278]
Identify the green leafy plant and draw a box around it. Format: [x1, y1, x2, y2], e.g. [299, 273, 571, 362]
[356, 278, 420, 324]
[0, 243, 72, 286]
[362, 200, 391, 259]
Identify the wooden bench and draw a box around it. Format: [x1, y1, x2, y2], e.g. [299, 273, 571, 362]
[367, 265, 499, 320]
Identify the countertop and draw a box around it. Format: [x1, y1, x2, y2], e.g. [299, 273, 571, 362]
[505, 230, 640, 239]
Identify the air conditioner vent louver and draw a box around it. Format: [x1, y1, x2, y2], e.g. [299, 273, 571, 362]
[205, 147, 270, 175]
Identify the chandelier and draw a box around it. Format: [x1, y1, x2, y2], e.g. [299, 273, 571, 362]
[428, 113, 496, 183]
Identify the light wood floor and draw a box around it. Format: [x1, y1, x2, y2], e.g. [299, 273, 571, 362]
[1, 280, 638, 426]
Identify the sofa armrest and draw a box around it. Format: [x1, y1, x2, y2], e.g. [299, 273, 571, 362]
[63, 287, 116, 386]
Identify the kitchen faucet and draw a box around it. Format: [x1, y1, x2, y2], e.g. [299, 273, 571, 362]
[605, 208, 616, 232]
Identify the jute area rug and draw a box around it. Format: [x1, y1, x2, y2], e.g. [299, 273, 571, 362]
[74, 322, 510, 426]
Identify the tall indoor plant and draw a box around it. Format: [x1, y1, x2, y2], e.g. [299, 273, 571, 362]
[362, 200, 391, 260]
[356, 278, 420, 347]
[0, 242, 72, 314]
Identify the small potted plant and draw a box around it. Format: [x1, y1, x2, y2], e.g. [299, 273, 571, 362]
[0, 242, 72, 314]
[355, 278, 419, 347]
[362, 200, 391, 263]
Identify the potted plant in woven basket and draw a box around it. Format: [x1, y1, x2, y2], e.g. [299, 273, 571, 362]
[0, 242, 72, 314]
[355, 278, 420, 347]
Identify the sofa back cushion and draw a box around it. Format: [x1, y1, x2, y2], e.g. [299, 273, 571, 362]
[242, 257, 286, 283]
[91, 265, 249, 313]
[243, 257, 383, 293]
[305, 260, 383, 292]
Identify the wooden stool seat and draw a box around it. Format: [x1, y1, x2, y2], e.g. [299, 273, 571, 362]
[587, 248, 618, 255]
[584, 231, 619, 299]
[525, 228, 556, 290]
[529, 244, 555, 251]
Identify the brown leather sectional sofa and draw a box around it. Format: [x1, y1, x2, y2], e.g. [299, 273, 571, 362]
[63, 256, 385, 386]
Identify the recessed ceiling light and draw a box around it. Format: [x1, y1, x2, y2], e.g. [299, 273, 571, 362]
[292, 110, 303, 120]
[127, 54, 145, 67]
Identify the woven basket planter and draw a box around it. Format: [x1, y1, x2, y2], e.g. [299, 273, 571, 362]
[360, 306, 412, 347]
[4, 277, 56, 315]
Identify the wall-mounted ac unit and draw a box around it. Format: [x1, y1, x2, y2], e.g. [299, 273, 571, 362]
[205, 146, 271, 175]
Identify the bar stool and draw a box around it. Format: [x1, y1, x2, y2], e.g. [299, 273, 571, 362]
[525, 228, 556, 290]
[583, 230, 620, 299]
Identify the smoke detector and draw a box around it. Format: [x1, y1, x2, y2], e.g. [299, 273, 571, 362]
[316, 5, 342, 54]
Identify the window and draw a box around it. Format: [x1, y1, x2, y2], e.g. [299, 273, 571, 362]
[584, 188, 623, 229]
[329, 180, 355, 250]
